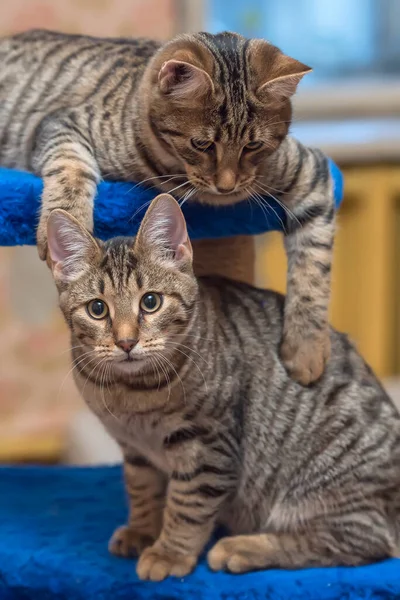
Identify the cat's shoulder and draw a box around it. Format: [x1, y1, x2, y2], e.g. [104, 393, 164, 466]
[198, 275, 285, 311]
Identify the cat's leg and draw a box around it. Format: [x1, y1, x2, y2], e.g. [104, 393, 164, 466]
[264, 138, 335, 385]
[136, 443, 235, 581]
[208, 508, 395, 572]
[136, 479, 230, 581]
[109, 453, 166, 558]
[32, 111, 100, 260]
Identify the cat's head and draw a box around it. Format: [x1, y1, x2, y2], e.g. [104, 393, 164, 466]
[47, 194, 198, 379]
[145, 31, 311, 205]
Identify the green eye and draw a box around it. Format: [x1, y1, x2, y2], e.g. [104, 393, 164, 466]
[87, 299, 109, 319]
[244, 141, 264, 151]
[140, 292, 162, 313]
[191, 138, 214, 151]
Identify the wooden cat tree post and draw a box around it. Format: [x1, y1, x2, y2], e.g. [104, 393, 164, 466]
[192, 236, 254, 285]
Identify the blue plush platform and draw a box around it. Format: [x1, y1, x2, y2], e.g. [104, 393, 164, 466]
[0, 466, 399, 600]
[0, 162, 343, 246]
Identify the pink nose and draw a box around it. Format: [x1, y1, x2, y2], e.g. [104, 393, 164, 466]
[116, 338, 138, 353]
[216, 184, 235, 194]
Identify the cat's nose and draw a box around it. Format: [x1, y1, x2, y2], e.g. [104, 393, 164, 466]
[216, 184, 236, 194]
[116, 338, 138, 353]
[216, 169, 236, 194]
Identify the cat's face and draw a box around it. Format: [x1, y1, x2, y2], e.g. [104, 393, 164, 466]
[148, 32, 311, 205]
[47, 195, 197, 379]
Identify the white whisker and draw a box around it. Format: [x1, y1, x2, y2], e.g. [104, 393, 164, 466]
[254, 181, 301, 228]
[168, 332, 216, 343]
[81, 354, 107, 399]
[179, 186, 196, 208]
[255, 179, 290, 196]
[247, 189, 271, 228]
[155, 351, 187, 404]
[148, 355, 162, 391]
[251, 186, 287, 234]
[124, 174, 187, 195]
[100, 359, 120, 423]
[129, 198, 153, 222]
[56, 350, 99, 402]
[152, 352, 172, 403]
[163, 345, 208, 393]
[163, 340, 209, 366]
[166, 180, 192, 197]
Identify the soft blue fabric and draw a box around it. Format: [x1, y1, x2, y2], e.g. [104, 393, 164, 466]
[0, 161, 343, 246]
[0, 465, 398, 600]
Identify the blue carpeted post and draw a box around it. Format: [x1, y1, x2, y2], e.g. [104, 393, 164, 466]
[0, 162, 342, 245]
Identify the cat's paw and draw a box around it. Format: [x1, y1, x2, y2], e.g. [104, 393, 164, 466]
[136, 543, 197, 581]
[108, 525, 154, 558]
[208, 535, 269, 573]
[281, 332, 331, 386]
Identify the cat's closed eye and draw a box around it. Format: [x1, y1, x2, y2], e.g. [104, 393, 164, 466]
[140, 292, 163, 313]
[191, 138, 214, 152]
[243, 141, 264, 152]
[87, 299, 109, 320]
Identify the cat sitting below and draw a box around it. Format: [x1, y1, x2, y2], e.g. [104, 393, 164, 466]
[47, 195, 400, 581]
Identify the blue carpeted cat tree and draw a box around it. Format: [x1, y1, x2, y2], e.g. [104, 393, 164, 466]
[1, 466, 399, 600]
[1, 164, 399, 599]
[0, 163, 342, 245]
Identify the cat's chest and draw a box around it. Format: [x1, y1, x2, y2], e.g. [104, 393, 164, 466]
[76, 373, 188, 473]
[105, 414, 171, 472]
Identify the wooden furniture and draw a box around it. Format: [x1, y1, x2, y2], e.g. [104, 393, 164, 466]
[256, 164, 400, 378]
[0, 435, 63, 464]
[193, 236, 255, 285]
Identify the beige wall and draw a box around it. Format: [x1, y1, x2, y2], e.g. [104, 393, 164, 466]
[0, 0, 177, 462]
[0, 0, 176, 39]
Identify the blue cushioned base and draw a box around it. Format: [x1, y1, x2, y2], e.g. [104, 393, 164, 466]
[0, 466, 398, 599]
[0, 161, 343, 246]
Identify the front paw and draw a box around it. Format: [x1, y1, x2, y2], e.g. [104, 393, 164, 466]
[281, 332, 330, 385]
[108, 525, 154, 558]
[136, 543, 197, 581]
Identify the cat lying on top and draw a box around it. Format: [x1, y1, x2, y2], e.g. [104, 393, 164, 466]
[0, 29, 334, 385]
[46, 194, 400, 581]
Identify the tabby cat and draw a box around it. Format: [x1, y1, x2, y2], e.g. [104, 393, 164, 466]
[0, 29, 334, 385]
[47, 194, 400, 582]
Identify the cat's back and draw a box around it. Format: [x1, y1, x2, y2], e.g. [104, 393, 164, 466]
[201, 278, 400, 532]
[0, 29, 160, 167]
[200, 276, 371, 373]
[200, 276, 286, 353]
[200, 274, 399, 441]
[0, 29, 160, 85]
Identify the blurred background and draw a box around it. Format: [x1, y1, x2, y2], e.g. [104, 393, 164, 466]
[0, 0, 399, 465]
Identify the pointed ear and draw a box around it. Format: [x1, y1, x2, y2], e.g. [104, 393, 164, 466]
[250, 40, 311, 101]
[158, 59, 213, 101]
[47, 209, 100, 282]
[258, 59, 311, 100]
[135, 194, 192, 265]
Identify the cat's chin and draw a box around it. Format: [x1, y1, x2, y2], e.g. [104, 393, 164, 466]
[112, 358, 148, 375]
[194, 188, 250, 206]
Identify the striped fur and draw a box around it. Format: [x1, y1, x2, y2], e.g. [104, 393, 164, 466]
[0, 29, 332, 384]
[48, 196, 400, 581]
